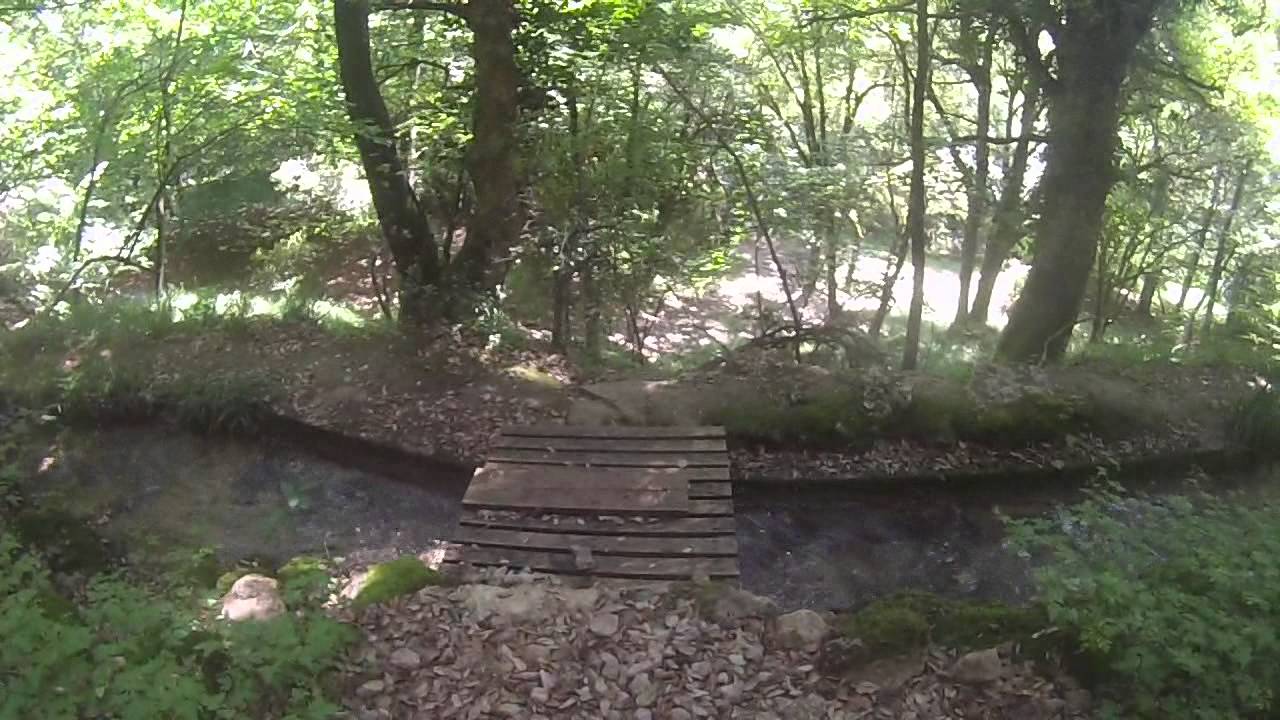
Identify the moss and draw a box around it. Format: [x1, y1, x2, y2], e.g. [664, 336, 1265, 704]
[888, 380, 978, 444]
[705, 384, 877, 449]
[840, 592, 1054, 659]
[840, 597, 930, 657]
[352, 556, 441, 611]
[960, 392, 1082, 447]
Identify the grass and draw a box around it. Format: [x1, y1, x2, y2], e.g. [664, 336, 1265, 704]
[838, 591, 1052, 660]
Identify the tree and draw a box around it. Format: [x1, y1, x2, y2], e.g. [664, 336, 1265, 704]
[901, 0, 931, 370]
[996, 0, 1164, 362]
[333, 0, 523, 323]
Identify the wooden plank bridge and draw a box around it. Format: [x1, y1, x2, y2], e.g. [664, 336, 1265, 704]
[445, 425, 738, 580]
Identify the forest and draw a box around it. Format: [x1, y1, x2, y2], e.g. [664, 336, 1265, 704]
[1, 0, 1280, 718]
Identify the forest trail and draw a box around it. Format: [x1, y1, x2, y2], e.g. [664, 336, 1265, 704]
[447, 425, 740, 581]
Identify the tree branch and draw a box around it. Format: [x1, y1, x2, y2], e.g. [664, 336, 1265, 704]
[377, 0, 468, 18]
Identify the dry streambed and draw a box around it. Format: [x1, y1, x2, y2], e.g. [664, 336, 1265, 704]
[339, 572, 1089, 720]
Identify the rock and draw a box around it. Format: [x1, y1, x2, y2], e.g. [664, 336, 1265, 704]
[455, 584, 555, 625]
[950, 648, 1004, 684]
[356, 679, 385, 697]
[635, 709, 653, 720]
[697, 583, 777, 627]
[854, 651, 925, 691]
[590, 611, 621, 636]
[819, 636, 867, 675]
[530, 686, 550, 704]
[388, 648, 421, 670]
[220, 574, 285, 622]
[669, 709, 693, 720]
[773, 609, 829, 651]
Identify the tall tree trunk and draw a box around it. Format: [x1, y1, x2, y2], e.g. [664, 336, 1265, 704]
[1136, 271, 1159, 316]
[901, 0, 930, 370]
[581, 255, 602, 361]
[334, 0, 439, 320]
[870, 233, 909, 338]
[452, 0, 524, 294]
[996, 0, 1160, 362]
[1201, 163, 1249, 337]
[952, 21, 995, 327]
[1175, 169, 1223, 312]
[824, 215, 840, 321]
[970, 76, 1039, 325]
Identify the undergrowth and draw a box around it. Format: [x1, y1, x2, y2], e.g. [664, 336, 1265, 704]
[1008, 485, 1280, 719]
[0, 533, 355, 719]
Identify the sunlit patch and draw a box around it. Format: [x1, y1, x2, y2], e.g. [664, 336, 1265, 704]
[37, 455, 56, 473]
[421, 543, 450, 571]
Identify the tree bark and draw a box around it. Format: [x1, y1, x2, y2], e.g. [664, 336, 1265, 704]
[452, 0, 524, 293]
[1175, 169, 1223, 312]
[334, 0, 440, 320]
[1201, 163, 1249, 337]
[952, 20, 995, 327]
[901, 0, 930, 371]
[996, 0, 1161, 362]
[970, 76, 1039, 325]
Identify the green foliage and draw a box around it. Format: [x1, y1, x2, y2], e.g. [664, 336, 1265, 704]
[352, 556, 442, 611]
[10, 507, 115, 576]
[1229, 384, 1280, 456]
[0, 533, 355, 719]
[840, 592, 1048, 658]
[277, 556, 336, 610]
[961, 392, 1084, 447]
[1008, 486, 1280, 719]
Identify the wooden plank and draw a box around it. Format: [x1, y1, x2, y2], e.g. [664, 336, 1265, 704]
[689, 499, 734, 516]
[492, 435, 727, 453]
[445, 546, 739, 579]
[464, 486, 687, 515]
[501, 424, 725, 439]
[689, 482, 732, 499]
[460, 512, 737, 537]
[454, 526, 738, 557]
[467, 464, 696, 492]
[474, 464, 729, 484]
[487, 449, 728, 468]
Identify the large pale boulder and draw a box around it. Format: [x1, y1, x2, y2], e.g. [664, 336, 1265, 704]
[221, 574, 286, 622]
[773, 609, 830, 651]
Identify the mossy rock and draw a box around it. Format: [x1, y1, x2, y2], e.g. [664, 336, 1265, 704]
[352, 556, 442, 611]
[840, 592, 1053, 660]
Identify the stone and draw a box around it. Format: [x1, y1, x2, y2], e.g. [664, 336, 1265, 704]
[855, 651, 925, 691]
[950, 648, 1004, 684]
[698, 584, 778, 627]
[389, 648, 421, 670]
[591, 612, 621, 637]
[818, 636, 867, 675]
[220, 574, 286, 622]
[635, 710, 653, 720]
[669, 709, 693, 720]
[773, 609, 829, 652]
[357, 679, 385, 697]
[530, 686, 550, 704]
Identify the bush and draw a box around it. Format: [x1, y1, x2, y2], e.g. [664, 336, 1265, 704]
[1230, 385, 1280, 457]
[352, 556, 442, 610]
[1008, 486, 1280, 719]
[0, 533, 355, 719]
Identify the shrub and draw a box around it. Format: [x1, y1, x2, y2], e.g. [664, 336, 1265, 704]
[278, 555, 336, 610]
[1229, 385, 1280, 457]
[0, 533, 355, 719]
[1008, 486, 1280, 719]
[352, 556, 442, 610]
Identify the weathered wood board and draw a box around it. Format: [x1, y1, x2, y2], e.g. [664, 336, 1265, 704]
[449, 424, 737, 580]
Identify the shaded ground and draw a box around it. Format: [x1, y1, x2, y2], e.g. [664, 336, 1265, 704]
[18, 425, 468, 569]
[736, 491, 1032, 611]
